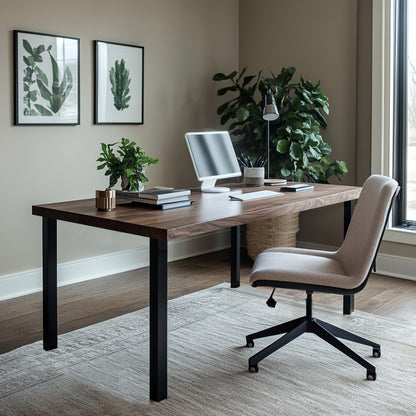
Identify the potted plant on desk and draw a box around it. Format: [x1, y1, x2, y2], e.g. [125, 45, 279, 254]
[213, 67, 348, 259]
[97, 137, 158, 191]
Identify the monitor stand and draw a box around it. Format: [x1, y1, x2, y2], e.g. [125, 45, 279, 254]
[201, 179, 230, 193]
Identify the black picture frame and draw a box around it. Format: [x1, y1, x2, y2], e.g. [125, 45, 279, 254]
[14, 30, 80, 125]
[94, 40, 144, 124]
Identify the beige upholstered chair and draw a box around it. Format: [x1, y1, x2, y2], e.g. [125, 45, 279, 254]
[246, 175, 400, 380]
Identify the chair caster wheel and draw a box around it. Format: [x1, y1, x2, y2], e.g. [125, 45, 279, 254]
[249, 364, 259, 373]
[367, 371, 377, 381]
[373, 348, 381, 358]
[246, 339, 254, 348]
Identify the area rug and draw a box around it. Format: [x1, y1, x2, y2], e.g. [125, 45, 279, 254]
[1, 284, 415, 416]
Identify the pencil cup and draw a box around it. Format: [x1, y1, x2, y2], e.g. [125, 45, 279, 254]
[96, 189, 116, 211]
[243, 167, 265, 187]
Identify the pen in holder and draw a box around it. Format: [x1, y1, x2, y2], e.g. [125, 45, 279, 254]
[96, 189, 116, 211]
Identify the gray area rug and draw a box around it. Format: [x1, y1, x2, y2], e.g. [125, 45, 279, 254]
[1, 284, 415, 415]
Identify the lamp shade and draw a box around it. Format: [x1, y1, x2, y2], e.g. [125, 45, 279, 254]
[263, 89, 279, 121]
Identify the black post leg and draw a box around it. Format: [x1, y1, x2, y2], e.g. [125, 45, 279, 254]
[149, 238, 168, 402]
[343, 294, 355, 315]
[42, 217, 58, 351]
[343, 201, 354, 315]
[231, 226, 241, 288]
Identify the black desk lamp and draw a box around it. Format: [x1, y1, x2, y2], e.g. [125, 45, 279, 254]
[263, 89, 279, 179]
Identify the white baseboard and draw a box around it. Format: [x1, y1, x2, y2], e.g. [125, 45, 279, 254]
[2, 233, 414, 302]
[297, 240, 416, 282]
[374, 252, 416, 281]
[0, 230, 230, 301]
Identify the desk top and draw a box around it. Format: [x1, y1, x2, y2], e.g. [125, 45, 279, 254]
[32, 183, 361, 241]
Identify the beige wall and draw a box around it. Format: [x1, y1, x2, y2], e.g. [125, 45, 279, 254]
[0, 0, 238, 276]
[239, 0, 359, 246]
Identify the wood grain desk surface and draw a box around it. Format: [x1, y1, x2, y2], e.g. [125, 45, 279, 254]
[32, 183, 361, 241]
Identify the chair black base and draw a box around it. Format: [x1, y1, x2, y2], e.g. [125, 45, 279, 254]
[246, 292, 380, 380]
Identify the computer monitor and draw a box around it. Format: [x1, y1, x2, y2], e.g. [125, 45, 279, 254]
[185, 131, 241, 192]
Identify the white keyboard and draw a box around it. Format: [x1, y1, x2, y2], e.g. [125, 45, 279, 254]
[229, 190, 283, 201]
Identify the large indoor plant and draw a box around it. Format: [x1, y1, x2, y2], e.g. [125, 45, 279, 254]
[213, 67, 348, 259]
[213, 66, 347, 182]
[97, 137, 158, 191]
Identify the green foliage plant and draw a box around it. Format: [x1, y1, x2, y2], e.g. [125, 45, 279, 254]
[97, 138, 158, 191]
[35, 49, 73, 115]
[213, 67, 347, 183]
[22, 39, 47, 115]
[109, 59, 131, 111]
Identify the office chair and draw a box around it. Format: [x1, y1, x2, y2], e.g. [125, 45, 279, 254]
[246, 175, 400, 380]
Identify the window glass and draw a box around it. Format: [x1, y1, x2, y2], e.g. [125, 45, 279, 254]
[407, 0, 416, 221]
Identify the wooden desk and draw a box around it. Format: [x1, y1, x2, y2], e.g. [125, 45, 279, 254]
[32, 182, 361, 401]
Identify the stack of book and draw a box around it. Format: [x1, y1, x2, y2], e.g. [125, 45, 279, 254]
[116, 189, 193, 210]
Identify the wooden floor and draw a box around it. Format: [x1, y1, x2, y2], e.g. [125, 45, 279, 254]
[1, 249, 416, 354]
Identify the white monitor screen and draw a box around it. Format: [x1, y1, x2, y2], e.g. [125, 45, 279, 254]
[185, 131, 241, 180]
[185, 131, 241, 192]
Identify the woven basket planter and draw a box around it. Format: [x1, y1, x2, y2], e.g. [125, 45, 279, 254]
[246, 213, 299, 261]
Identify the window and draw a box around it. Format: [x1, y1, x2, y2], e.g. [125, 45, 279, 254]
[371, 0, 416, 245]
[392, 0, 416, 229]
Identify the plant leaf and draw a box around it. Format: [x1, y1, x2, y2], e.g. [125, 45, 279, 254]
[36, 79, 52, 101]
[34, 104, 53, 116]
[213, 72, 229, 81]
[236, 107, 250, 121]
[22, 39, 33, 55]
[109, 59, 131, 110]
[277, 139, 290, 154]
[35, 67, 48, 86]
[289, 142, 302, 160]
[293, 169, 304, 182]
[218, 86, 237, 96]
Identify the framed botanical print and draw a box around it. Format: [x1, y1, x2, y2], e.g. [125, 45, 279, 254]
[94, 40, 144, 124]
[14, 30, 80, 125]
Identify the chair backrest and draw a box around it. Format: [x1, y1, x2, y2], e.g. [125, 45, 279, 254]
[336, 175, 399, 289]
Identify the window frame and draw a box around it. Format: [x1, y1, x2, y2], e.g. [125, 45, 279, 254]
[392, 0, 407, 226]
[371, 0, 416, 244]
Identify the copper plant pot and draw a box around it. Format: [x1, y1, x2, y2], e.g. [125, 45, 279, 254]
[96, 189, 116, 211]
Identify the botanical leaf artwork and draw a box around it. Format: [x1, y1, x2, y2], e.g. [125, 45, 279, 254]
[22, 40, 45, 115]
[21, 39, 73, 116]
[109, 59, 131, 111]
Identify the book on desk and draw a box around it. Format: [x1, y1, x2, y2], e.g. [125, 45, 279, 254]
[116, 189, 193, 209]
[280, 184, 314, 192]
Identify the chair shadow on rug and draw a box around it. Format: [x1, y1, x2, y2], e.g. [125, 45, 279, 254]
[246, 175, 400, 380]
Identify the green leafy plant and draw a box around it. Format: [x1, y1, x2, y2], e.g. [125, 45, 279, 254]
[35, 50, 73, 115]
[97, 138, 158, 191]
[213, 67, 347, 183]
[22, 39, 47, 115]
[109, 59, 131, 111]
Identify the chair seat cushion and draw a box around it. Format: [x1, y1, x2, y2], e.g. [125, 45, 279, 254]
[250, 247, 352, 289]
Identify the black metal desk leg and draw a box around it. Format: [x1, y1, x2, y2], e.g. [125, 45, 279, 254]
[231, 226, 241, 288]
[343, 201, 354, 315]
[42, 217, 58, 351]
[149, 239, 168, 401]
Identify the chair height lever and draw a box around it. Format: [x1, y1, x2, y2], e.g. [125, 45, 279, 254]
[266, 288, 277, 308]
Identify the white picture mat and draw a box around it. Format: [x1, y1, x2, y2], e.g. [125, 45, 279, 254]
[96, 41, 143, 124]
[15, 31, 79, 125]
